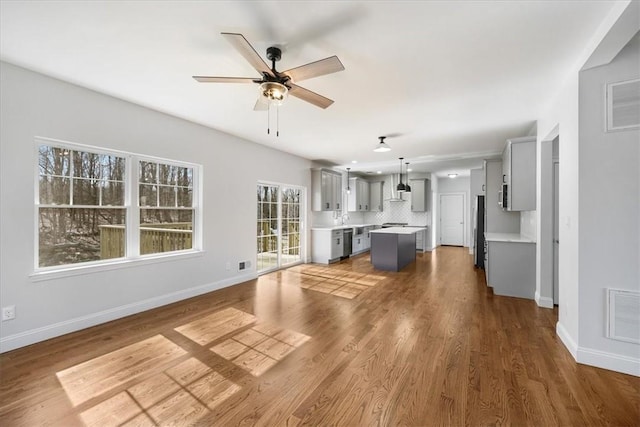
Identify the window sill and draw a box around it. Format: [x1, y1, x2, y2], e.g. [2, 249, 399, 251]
[29, 250, 205, 282]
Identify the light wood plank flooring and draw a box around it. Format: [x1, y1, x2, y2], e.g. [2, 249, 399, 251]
[1, 247, 638, 426]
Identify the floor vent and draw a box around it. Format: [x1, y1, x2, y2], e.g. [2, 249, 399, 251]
[607, 289, 640, 344]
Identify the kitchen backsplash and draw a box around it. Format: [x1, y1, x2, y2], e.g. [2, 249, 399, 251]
[520, 210, 537, 241]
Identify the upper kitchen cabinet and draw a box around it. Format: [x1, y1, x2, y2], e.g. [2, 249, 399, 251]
[311, 168, 342, 211]
[470, 168, 485, 197]
[369, 181, 384, 212]
[410, 178, 431, 212]
[502, 136, 536, 211]
[347, 177, 370, 212]
[485, 159, 520, 233]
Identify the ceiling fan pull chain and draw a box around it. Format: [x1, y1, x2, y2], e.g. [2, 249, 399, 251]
[267, 104, 270, 135]
[276, 106, 280, 137]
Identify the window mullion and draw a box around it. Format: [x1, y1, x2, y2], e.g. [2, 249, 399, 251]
[127, 155, 140, 258]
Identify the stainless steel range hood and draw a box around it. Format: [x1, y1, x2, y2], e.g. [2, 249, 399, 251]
[385, 174, 407, 202]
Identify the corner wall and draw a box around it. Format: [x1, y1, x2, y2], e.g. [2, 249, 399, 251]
[0, 62, 313, 352]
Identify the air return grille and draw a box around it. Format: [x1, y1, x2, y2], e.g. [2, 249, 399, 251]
[606, 78, 640, 131]
[607, 289, 640, 344]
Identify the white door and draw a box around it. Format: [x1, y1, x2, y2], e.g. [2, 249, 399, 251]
[440, 193, 464, 246]
[553, 162, 560, 305]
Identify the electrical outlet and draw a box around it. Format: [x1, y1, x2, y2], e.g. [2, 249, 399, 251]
[2, 305, 16, 321]
[225, 261, 231, 271]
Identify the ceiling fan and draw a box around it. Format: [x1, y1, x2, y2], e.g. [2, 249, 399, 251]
[193, 32, 344, 110]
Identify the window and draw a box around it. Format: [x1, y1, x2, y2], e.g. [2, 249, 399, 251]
[36, 138, 201, 271]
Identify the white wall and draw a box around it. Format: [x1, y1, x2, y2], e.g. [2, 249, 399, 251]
[578, 31, 639, 372]
[0, 62, 313, 352]
[437, 176, 470, 247]
[535, 1, 639, 375]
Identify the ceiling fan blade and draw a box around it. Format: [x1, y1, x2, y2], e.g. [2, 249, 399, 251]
[254, 97, 269, 111]
[282, 56, 345, 82]
[221, 32, 274, 77]
[193, 76, 257, 83]
[288, 83, 334, 109]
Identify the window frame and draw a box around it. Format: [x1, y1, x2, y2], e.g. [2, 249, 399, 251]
[32, 137, 203, 280]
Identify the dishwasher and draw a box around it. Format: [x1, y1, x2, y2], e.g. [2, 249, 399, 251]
[342, 228, 353, 258]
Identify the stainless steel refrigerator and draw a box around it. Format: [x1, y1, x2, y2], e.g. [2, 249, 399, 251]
[473, 195, 485, 268]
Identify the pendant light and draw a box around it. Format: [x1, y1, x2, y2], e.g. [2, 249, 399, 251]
[346, 167, 351, 194]
[374, 136, 391, 152]
[404, 162, 412, 193]
[397, 157, 406, 193]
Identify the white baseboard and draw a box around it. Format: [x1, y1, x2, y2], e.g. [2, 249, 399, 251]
[577, 346, 640, 377]
[556, 320, 578, 358]
[535, 291, 554, 309]
[556, 320, 639, 377]
[0, 272, 257, 353]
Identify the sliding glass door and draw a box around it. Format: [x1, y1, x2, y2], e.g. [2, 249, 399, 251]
[257, 183, 303, 273]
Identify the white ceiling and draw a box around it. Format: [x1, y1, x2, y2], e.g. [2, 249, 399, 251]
[0, 1, 618, 177]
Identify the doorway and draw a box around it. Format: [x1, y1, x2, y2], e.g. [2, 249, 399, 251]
[553, 136, 560, 304]
[440, 193, 465, 246]
[257, 183, 304, 273]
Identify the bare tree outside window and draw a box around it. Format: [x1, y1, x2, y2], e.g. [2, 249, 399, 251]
[38, 145, 126, 267]
[139, 161, 194, 255]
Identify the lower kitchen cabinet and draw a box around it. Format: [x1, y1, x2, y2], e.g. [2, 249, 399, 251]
[485, 233, 536, 299]
[311, 229, 344, 264]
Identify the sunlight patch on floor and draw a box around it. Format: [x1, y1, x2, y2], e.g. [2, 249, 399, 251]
[174, 307, 256, 345]
[56, 335, 186, 406]
[80, 357, 240, 427]
[211, 322, 311, 376]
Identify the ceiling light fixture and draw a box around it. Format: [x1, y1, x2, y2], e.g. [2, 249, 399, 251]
[404, 162, 412, 193]
[374, 136, 391, 152]
[397, 158, 406, 193]
[448, 173, 458, 178]
[260, 81, 288, 105]
[346, 167, 351, 194]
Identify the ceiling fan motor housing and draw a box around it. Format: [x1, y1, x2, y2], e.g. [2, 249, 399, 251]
[266, 46, 282, 62]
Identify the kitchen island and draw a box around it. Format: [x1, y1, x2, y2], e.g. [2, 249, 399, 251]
[369, 227, 426, 271]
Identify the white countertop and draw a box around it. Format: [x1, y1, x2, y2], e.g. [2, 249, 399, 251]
[311, 224, 376, 231]
[484, 232, 536, 243]
[370, 227, 426, 235]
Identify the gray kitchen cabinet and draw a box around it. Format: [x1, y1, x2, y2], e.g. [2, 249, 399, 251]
[369, 181, 384, 212]
[502, 136, 536, 211]
[311, 168, 342, 211]
[470, 167, 485, 197]
[410, 178, 431, 212]
[363, 226, 373, 249]
[484, 159, 519, 233]
[347, 177, 370, 212]
[485, 235, 536, 299]
[311, 229, 344, 263]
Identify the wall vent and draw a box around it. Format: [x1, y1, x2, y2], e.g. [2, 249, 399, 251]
[606, 78, 640, 131]
[607, 289, 640, 344]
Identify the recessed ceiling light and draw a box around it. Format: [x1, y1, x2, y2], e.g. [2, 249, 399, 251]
[448, 173, 458, 178]
[407, 168, 413, 172]
[351, 160, 358, 164]
[376, 171, 382, 174]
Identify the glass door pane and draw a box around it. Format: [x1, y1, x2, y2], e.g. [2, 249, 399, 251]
[257, 184, 279, 272]
[280, 187, 301, 265]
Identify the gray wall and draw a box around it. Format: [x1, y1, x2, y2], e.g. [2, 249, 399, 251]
[0, 62, 313, 351]
[578, 33, 639, 362]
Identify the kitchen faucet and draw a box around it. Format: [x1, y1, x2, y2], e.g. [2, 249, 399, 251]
[341, 212, 350, 225]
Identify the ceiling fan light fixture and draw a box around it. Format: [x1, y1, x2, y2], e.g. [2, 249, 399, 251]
[374, 136, 391, 152]
[260, 82, 288, 105]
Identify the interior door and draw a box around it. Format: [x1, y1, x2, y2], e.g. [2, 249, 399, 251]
[553, 161, 560, 305]
[440, 193, 464, 246]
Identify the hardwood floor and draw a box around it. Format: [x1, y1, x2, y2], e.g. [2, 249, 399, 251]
[1, 247, 638, 426]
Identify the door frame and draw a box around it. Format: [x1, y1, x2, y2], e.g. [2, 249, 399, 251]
[438, 192, 466, 247]
[256, 181, 306, 275]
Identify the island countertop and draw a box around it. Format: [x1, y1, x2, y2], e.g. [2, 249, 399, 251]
[370, 227, 426, 235]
